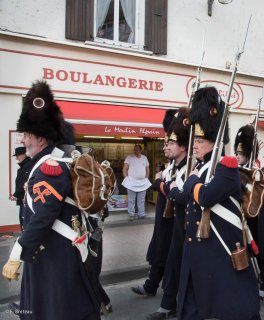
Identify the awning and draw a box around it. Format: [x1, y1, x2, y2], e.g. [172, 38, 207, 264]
[258, 120, 264, 129]
[56, 100, 167, 137]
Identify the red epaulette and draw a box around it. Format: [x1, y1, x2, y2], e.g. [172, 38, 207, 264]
[220, 156, 238, 168]
[40, 159, 63, 176]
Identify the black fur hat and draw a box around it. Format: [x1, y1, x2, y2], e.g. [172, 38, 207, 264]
[190, 86, 229, 144]
[17, 81, 64, 145]
[167, 107, 190, 149]
[61, 121, 76, 146]
[234, 124, 259, 159]
[162, 109, 177, 133]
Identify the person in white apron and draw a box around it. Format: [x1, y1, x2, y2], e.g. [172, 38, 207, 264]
[122, 144, 151, 220]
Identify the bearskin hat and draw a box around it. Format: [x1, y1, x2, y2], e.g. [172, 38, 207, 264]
[190, 86, 229, 144]
[17, 81, 65, 145]
[234, 124, 259, 159]
[162, 109, 177, 133]
[166, 107, 190, 149]
[61, 121, 76, 146]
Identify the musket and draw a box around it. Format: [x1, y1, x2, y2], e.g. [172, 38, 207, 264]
[197, 16, 252, 239]
[244, 85, 263, 282]
[185, 35, 205, 181]
[248, 84, 264, 168]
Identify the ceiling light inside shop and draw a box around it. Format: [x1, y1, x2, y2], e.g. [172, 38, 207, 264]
[83, 136, 115, 139]
[120, 137, 144, 140]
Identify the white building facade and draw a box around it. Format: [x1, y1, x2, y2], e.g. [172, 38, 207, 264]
[1, 0, 264, 230]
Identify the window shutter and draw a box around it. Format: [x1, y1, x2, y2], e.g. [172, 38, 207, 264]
[65, 0, 94, 41]
[145, 0, 167, 55]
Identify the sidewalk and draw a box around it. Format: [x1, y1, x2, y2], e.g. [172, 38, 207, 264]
[0, 204, 157, 319]
[102, 211, 155, 276]
[0, 203, 156, 303]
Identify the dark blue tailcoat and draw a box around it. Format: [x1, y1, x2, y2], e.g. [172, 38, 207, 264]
[162, 165, 187, 296]
[146, 176, 174, 267]
[18, 147, 99, 320]
[177, 156, 260, 320]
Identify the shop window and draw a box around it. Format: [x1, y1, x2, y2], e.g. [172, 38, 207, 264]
[65, 0, 167, 54]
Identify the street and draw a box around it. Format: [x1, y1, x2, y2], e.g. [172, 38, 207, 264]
[0, 206, 264, 319]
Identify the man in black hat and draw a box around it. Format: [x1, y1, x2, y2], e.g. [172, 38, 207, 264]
[234, 125, 264, 299]
[130, 109, 176, 297]
[2, 81, 100, 320]
[234, 124, 259, 168]
[177, 87, 260, 320]
[10, 147, 32, 230]
[146, 107, 190, 319]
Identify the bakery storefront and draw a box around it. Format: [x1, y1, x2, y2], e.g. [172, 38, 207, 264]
[1, 32, 264, 231]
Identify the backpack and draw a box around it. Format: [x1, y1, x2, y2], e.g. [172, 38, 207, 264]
[70, 152, 116, 214]
[239, 167, 264, 218]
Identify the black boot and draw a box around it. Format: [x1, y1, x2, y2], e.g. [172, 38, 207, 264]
[146, 309, 176, 319]
[130, 285, 156, 296]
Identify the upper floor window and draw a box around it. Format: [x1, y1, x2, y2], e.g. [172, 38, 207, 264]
[94, 0, 139, 48]
[65, 0, 167, 54]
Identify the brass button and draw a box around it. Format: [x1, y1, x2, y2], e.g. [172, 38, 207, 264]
[193, 201, 195, 205]
[196, 221, 200, 225]
[186, 221, 189, 225]
[197, 238, 202, 242]
[32, 256, 36, 260]
[188, 237, 192, 242]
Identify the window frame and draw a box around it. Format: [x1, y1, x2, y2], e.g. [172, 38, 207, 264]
[93, 0, 144, 50]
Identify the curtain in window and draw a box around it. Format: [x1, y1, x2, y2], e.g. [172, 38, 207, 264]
[120, 0, 135, 43]
[96, 0, 112, 35]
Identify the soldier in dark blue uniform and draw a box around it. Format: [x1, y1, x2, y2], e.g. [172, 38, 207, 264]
[2, 81, 100, 320]
[131, 110, 176, 296]
[234, 125, 264, 298]
[177, 87, 260, 320]
[10, 147, 33, 230]
[234, 124, 259, 169]
[146, 107, 190, 320]
[85, 208, 113, 316]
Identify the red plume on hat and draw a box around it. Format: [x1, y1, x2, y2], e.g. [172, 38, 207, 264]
[17, 81, 65, 145]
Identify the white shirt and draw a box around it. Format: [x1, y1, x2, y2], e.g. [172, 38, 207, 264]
[122, 154, 151, 192]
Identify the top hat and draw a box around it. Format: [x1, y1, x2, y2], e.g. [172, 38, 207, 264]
[13, 146, 26, 156]
[190, 86, 229, 144]
[166, 107, 190, 149]
[234, 124, 259, 159]
[16, 81, 65, 145]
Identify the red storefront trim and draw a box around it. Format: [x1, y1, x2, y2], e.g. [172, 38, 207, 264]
[57, 100, 167, 137]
